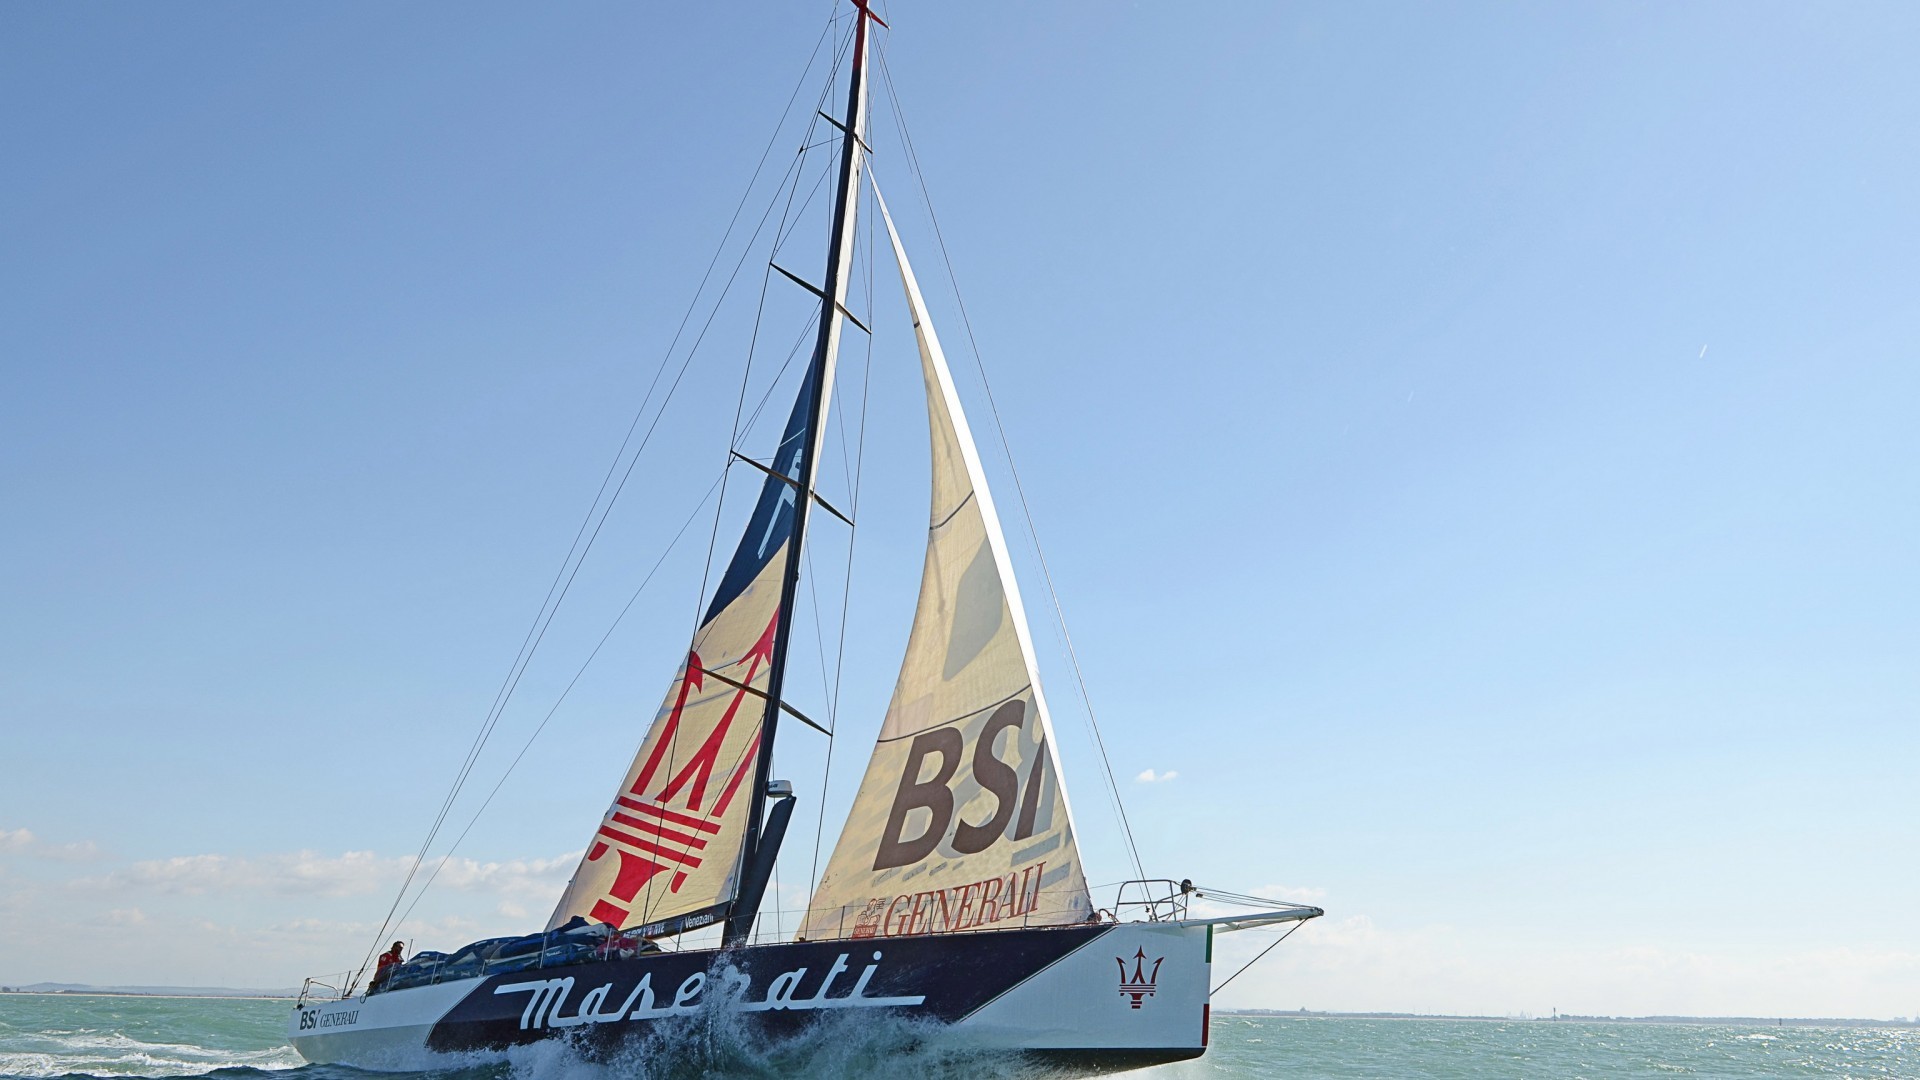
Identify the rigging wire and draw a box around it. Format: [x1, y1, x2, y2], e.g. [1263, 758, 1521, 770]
[632, 12, 855, 933]
[773, 152, 843, 256]
[1196, 886, 1321, 909]
[871, 43, 1149, 884]
[355, 17, 846, 981]
[389, 473, 727, 934]
[697, 14, 849, 633]
[806, 168, 877, 905]
[804, 542, 835, 720]
[372, 137, 807, 966]
[1211, 920, 1307, 995]
[795, 171, 878, 729]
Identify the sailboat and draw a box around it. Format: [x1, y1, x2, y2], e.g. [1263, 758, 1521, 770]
[288, 3, 1319, 1073]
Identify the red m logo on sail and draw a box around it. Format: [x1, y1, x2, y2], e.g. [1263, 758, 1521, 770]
[583, 611, 777, 929]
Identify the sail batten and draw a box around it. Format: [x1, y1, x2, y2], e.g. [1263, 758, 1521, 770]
[800, 183, 1091, 942]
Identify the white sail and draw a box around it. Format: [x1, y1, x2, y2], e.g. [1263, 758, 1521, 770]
[547, 379, 818, 935]
[800, 185, 1091, 942]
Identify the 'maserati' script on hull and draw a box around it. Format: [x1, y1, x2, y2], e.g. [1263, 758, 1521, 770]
[494, 949, 924, 1032]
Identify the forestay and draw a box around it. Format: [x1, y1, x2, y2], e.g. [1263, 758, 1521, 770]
[801, 185, 1091, 942]
[548, 376, 818, 936]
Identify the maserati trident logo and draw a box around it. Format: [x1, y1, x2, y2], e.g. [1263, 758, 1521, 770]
[1116, 948, 1163, 1009]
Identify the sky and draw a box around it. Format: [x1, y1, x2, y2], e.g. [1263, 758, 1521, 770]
[2, 1, 1917, 1019]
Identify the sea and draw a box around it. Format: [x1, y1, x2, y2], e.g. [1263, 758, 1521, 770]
[1, 994, 1914, 1079]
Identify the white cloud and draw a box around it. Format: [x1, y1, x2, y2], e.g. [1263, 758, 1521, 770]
[0, 843, 587, 987]
[102, 850, 399, 898]
[1134, 769, 1179, 783]
[431, 852, 579, 898]
[10, 839, 1915, 1019]
[41, 839, 103, 861]
[89, 848, 580, 904]
[0, 826, 102, 861]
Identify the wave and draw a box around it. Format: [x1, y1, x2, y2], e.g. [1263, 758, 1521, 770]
[0, 1026, 303, 1078]
[1, 992, 1041, 1080]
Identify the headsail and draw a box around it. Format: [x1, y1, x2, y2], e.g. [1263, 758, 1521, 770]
[800, 185, 1092, 942]
[546, 374, 816, 936]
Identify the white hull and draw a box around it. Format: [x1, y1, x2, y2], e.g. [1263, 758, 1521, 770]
[291, 920, 1227, 1074]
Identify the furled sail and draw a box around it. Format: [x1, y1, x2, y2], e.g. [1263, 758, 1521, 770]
[547, 374, 818, 936]
[800, 187, 1092, 942]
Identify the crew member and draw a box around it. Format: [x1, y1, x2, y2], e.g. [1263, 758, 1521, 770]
[370, 941, 404, 993]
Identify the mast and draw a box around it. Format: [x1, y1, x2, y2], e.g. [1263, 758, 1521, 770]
[724, 0, 882, 947]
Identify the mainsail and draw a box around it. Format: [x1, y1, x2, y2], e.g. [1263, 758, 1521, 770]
[546, 376, 817, 936]
[801, 186, 1091, 941]
[553, 0, 873, 939]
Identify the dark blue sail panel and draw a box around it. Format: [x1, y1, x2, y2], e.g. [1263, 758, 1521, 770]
[701, 364, 816, 626]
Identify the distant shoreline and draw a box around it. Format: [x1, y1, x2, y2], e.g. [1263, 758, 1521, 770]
[0, 987, 297, 1001]
[1222, 1009, 1920, 1028]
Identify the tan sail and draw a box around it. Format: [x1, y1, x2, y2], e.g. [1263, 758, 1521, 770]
[800, 185, 1091, 942]
[547, 374, 821, 936]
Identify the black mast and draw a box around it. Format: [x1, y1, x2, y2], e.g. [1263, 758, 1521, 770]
[724, 0, 882, 948]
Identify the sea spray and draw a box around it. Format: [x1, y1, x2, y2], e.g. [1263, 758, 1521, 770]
[0, 995, 302, 1078]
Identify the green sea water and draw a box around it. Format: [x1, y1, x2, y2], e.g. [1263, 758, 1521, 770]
[1, 993, 1913, 1078]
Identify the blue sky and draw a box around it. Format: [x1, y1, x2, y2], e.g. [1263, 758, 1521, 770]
[2, 2, 1915, 1018]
